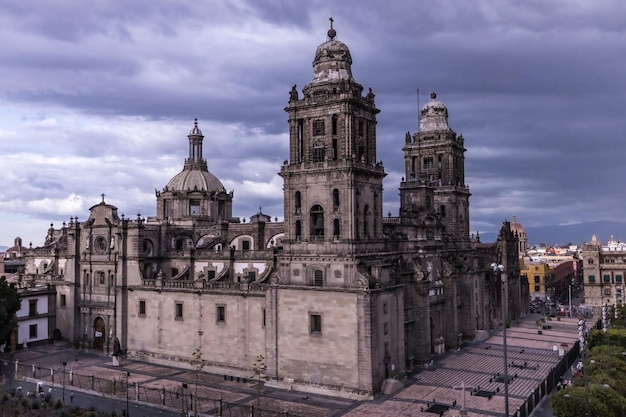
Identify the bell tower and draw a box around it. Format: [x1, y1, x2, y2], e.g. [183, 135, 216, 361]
[400, 93, 471, 244]
[280, 21, 386, 253]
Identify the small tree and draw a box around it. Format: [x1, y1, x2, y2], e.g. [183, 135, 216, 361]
[0, 277, 21, 346]
[190, 347, 206, 416]
[251, 354, 267, 411]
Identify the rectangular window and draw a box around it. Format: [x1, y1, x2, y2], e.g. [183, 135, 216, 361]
[99, 272, 105, 285]
[29, 300, 37, 317]
[605, 288, 612, 296]
[604, 274, 611, 283]
[217, 305, 226, 323]
[313, 144, 325, 162]
[314, 270, 324, 286]
[190, 200, 200, 216]
[313, 120, 325, 136]
[60, 294, 66, 308]
[383, 322, 388, 335]
[175, 302, 183, 321]
[383, 303, 388, 315]
[588, 275, 595, 283]
[139, 300, 146, 317]
[534, 276, 540, 283]
[207, 270, 216, 280]
[247, 271, 256, 282]
[617, 275, 623, 283]
[29, 324, 38, 339]
[262, 308, 266, 328]
[310, 313, 322, 335]
[242, 240, 250, 251]
[534, 285, 540, 292]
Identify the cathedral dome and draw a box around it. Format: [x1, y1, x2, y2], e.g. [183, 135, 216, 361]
[309, 22, 354, 85]
[164, 119, 225, 194]
[166, 169, 225, 193]
[419, 93, 450, 132]
[510, 216, 526, 235]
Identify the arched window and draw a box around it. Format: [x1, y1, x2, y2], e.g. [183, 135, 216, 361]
[294, 191, 301, 213]
[333, 219, 340, 239]
[310, 205, 324, 239]
[332, 189, 339, 209]
[295, 220, 302, 241]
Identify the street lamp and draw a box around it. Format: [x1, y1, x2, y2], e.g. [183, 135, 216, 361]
[125, 371, 130, 417]
[577, 318, 589, 417]
[569, 284, 573, 318]
[62, 361, 67, 402]
[491, 263, 509, 417]
[7, 350, 13, 389]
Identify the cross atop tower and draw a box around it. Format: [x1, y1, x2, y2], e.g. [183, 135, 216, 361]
[328, 17, 336, 40]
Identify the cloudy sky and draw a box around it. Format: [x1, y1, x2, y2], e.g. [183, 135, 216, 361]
[1, 0, 624, 248]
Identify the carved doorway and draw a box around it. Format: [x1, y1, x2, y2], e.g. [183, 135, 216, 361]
[93, 317, 105, 350]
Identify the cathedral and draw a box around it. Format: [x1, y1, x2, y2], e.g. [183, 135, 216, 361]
[22, 22, 528, 398]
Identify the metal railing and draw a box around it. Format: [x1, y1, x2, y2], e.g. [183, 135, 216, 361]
[3, 360, 302, 417]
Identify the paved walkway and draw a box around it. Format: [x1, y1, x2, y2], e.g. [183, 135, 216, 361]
[10, 313, 578, 417]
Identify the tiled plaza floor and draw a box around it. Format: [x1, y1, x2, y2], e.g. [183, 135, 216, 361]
[10, 313, 580, 416]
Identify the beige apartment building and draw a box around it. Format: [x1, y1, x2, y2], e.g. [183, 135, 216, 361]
[581, 235, 626, 317]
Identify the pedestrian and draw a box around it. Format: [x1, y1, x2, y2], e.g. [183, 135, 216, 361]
[70, 391, 74, 404]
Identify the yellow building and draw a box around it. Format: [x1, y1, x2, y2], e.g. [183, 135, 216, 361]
[521, 260, 553, 301]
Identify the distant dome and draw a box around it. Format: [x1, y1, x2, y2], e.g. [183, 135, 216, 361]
[510, 216, 526, 235]
[420, 92, 450, 132]
[166, 169, 225, 193]
[509, 216, 528, 256]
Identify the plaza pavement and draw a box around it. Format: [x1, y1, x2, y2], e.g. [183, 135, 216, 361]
[10, 313, 581, 417]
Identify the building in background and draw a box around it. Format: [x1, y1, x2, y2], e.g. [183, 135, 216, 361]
[2, 237, 28, 276]
[521, 261, 553, 302]
[14, 284, 57, 349]
[581, 235, 626, 317]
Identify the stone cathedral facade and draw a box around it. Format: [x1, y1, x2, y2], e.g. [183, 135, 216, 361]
[22, 24, 528, 398]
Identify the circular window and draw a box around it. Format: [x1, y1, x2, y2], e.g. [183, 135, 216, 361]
[142, 239, 154, 256]
[94, 236, 108, 254]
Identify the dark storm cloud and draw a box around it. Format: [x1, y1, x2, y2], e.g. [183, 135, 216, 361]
[1, 0, 625, 246]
